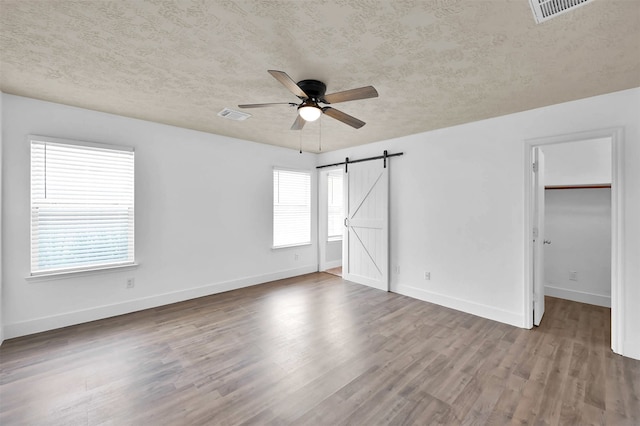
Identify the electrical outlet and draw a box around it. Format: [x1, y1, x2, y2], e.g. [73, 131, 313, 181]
[569, 271, 578, 281]
[126, 277, 135, 288]
[424, 271, 431, 280]
[395, 265, 400, 274]
[294, 253, 299, 261]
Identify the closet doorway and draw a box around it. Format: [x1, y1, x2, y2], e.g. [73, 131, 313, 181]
[525, 128, 625, 355]
[542, 140, 612, 308]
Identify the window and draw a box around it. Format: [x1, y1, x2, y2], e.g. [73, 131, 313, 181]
[30, 136, 135, 275]
[327, 171, 343, 241]
[273, 168, 311, 248]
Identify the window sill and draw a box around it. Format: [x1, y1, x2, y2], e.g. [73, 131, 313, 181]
[327, 237, 343, 243]
[272, 242, 312, 250]
[26, 263, 139, 282]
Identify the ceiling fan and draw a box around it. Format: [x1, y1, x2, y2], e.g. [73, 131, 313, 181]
[239, 70, 378, 130]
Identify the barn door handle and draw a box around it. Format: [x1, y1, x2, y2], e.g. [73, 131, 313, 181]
[344, 218, 348, 227]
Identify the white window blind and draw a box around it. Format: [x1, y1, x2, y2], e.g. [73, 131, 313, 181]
[327, 171, 343, 241]
[30, 137, 135, 275]
[273, 169, 311, 248]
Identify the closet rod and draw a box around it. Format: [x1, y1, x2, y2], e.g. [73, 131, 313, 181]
[546, 184, 611, 190]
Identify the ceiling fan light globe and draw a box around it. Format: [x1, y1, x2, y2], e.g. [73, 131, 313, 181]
[298, 105, 322, 122]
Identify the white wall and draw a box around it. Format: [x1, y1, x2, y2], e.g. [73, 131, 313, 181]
[1, 94, 318, 338]
[0, 91, 4, 344]
[544, 188, 611, 307]
[543, 138, 611, 186]
[318, 87, 640, 360]
[325, 240, 342, 265]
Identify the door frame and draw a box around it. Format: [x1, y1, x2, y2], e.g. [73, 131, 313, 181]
[523, 127, 624, 354]
[318, 167, 343, 271]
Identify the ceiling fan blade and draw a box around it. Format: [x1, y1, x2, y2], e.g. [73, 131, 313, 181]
[238, 102, 297, 108]
[268, 70, 309, 99]
[291, 114, 306, 130]
[322, 107, 365, 129]
[322, 86, 378, 104]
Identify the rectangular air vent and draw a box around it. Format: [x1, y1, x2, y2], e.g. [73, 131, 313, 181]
[217, 108, 251, 121]
[529, 0, 596, 23]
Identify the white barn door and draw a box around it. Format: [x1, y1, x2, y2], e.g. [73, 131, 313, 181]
[342, 160, 389, 291]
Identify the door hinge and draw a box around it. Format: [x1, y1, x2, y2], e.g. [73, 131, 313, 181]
[533, 227, 539, 238]
[532, 162, 538, 172]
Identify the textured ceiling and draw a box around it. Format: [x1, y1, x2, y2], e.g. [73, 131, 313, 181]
[1, 0, 639, 153]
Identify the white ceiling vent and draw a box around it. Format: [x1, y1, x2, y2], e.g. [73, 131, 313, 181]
[217, 108, 251, 121]
[529, 0, 596, 23]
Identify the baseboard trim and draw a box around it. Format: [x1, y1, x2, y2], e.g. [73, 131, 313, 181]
[544, 285, 611, 308]
[395, 284, 524, 328]
[3, 265, 318, 339]
[321, 260, 342, 270]
[623, 339, 640, 361]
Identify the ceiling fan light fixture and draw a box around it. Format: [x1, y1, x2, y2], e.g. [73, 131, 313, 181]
[298, 103, 322, 122]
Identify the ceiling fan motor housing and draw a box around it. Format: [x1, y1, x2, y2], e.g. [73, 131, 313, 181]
[297, 79, 327, 100]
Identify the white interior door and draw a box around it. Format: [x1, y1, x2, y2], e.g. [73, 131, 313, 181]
[533, 147, 546, 326]
[342, 160, 389, 291]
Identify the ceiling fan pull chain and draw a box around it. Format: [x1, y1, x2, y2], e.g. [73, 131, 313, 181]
[299, 127, 302, 154]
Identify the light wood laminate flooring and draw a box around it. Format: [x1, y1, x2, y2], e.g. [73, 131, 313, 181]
[1, 273, 638, 425]
[324, 266, 342, 277]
